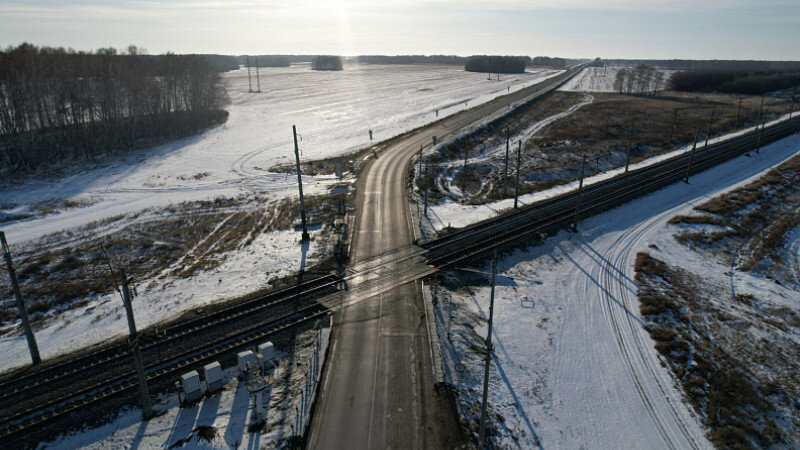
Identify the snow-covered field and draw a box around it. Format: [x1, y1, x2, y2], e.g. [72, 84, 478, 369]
[432, 131, 800, 447]
[421, 112, 799, 234]
[558, 66, 677, 93]
[0, 64, 562, 372]
[1, 63, 562, 244]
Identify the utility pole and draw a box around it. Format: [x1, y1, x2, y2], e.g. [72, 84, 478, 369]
[788, 89, 795, 119]
[119, 268, 153, 419]
[684, 127, 700, 183]
[513, 140, 522, 209]
[753, 96, 765, 154]
[704, 105, 715, 147]
[246, 56, 253, 93]
[625, 120, 634, 172]
[418, 145, 423, 175]
[255, 57, 261, 93]
[503, 129, 510, 197]
[1, 231, 40, 365]
[423, 188, 428, 217]
[293, 125, 310, 241]
[572, 155, 587, 230]
[668, 108, 678, 141]
[478, 250, 498, 449]
[735, 98, 742, 129]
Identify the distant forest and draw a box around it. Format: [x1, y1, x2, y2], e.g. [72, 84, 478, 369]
[613, 65, 667, 95]
[602, 59, 800, 71]
[312, 55, 343, 71]
[358, 54, 567, 68]
[465, 56, 527, 74]
[529, 56, 566, 67]
[0, 44, 229, 173]
[358, 55, 466, 65]
[669, 69, 800, 95]
[244, 56, 290, 67]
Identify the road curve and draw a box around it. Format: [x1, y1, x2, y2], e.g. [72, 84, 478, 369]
[306, 69, 581, 448]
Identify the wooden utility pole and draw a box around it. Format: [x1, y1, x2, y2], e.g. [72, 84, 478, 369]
[293, 126, 310, 241]
[246, 56, 253, 93]
[625, 120, 634, 172]
[684, 127, 701, 183]
[788, 90, 795, 119]
[503, 129, 510, 196]
[668, 108, 678, 141]
[255, 57, 261, 93]
[572, 155, 587, 230]
[704, 105, 716, 147]
[478, 250, 498, 449]
[119, 268, 153, 419]
[1, 231, 40, 365]
[513, 140, 522, 209]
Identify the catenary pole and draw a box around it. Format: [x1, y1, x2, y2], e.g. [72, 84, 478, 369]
[668, 108, 678, 141]
[685, 127, 701, 183]
[503, 129, 510, 196]
[478, 250, 498, 449]
[735, 98, 742, 129]
[572, 155, 587, 229]
[513, 140, 522, 209]
[293, 126, 310, 241]
[625, 119, 634, 172]
[1, 231, 40, 365]
[704, 105, 716, 147]
[119, 268, 153, 419]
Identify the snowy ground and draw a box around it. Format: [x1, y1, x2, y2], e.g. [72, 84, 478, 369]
[40, 323, 331, 449]
[421, 112, 799, 234]
[431, 131, 800, 447]
[558, 66, 677, 93]
[0, 64, 562, 372]
[1, 63, 562, 244]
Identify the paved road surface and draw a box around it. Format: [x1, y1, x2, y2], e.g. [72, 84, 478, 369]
[307, 72, 576, 449]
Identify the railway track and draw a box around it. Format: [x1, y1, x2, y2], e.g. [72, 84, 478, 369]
[2, 89, 796, 445]
[422, 115, 800, 266]
[0, 274, 340, 438]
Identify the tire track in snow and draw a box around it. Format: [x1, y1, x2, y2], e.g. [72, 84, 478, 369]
[596, 215, 701, 450]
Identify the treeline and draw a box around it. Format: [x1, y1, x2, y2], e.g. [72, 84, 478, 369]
[465, 56, 526, 74]
[0, 43, 229, 173]
[530, 56, 566, 67]
[197, 54, 239, 72]
[669, 70, 800, 95]
[312, 55, 343, 71]
[358, 55, 466, 65]
[604, 59, 800, 71]
[613, 65, 667, 95]
[243, 55, 290, 67]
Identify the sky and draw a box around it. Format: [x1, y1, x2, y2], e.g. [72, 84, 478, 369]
[1, 0, 799, 59]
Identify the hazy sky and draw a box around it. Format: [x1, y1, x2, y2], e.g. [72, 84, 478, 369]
[1, 0, 799, 59]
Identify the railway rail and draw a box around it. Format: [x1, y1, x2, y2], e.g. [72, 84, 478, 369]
[2, 89, 796, 445]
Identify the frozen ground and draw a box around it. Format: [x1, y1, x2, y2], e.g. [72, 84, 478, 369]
[421, 112, 799, 234]
[0, 196, 331, 372]
[432, 131, 800, 447]
[558, 66, 677, 93]
[1, 63, 562, 244]
[0, 64, 561, 371]
[40, 323, 331, 449]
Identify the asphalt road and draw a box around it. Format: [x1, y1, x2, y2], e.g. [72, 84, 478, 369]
[307, 71, 578, 449]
